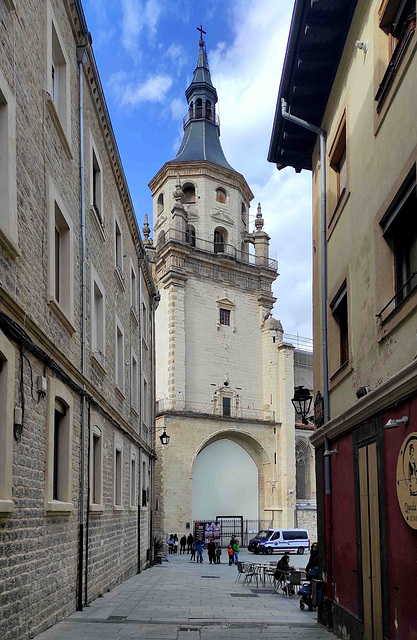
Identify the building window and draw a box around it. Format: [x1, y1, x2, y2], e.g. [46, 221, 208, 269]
[142, 460, 147, 507]
[222, 396, 231, 417]
[219, 308, 231, 326]
[91, 266, 106, 366]
[114, 217, 123, 272]
[143, 378, 148, 426]
[89, 131, 104, 228]
[130, 262, 138, 311]
[131, 349, 138, 410]
[329, 112, 347, 203]
[114, 435, 123, 508]
[241, 203, 247, 228]
[380, 166, 417, 306]
[377, 0, 416, 111]
[186, 224, 196, 247]
[183, 183, 196, 204]
[90, 415, 103, 510]
[115, 316, 125, 392]
[130, 452, 137, 507]
[330, 282, 349, 368]
[48, 179, 74, 332]
[0, 70, 18, 257]
[141, 302, 147, 342]
[46, 4, 70, 142]
[216, 187, 227, 204]
[195, 98, 202, 119]
[157, 193, 164, 214]
[214, 227, 227, 253]
[46, 379, 73, 513]
[0, 330, 15, 513]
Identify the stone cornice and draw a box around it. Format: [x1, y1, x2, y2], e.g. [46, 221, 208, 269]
[148, 161, 254, 204]
[310, 357, 417, 447]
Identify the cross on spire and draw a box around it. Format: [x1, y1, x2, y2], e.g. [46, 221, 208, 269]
[197, 24, 206, 41]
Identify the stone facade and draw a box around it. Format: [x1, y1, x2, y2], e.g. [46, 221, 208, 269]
[0, 2, 158, 640]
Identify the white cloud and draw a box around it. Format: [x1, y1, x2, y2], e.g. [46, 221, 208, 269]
[205, 0, 313, 338]
[108, 71, 173, 108]
[166, 43, 188, 74]
[121, 0, 163, 59]
[170, 97, 187, 120]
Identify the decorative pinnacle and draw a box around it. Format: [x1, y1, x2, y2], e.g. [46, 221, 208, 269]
[142, 214, 150, 241]
[173, 174, 184, 204]
[255, 202, 264, 231]
[197, 24, 206, 47]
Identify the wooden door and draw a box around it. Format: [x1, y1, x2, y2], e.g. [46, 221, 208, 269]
[359, 443, 383, 640]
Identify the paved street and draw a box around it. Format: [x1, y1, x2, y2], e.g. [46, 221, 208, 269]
[34, 550, 337, 640]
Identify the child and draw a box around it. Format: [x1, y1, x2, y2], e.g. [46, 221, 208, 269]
[190, 543, 196, 562]
[227, 544, 234, 565]
[215, 544, 222, 564]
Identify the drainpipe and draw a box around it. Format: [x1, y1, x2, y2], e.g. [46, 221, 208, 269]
[281, 98, 333, 622]
[77, 43, 89, 612]
[137, 258, 144, 573]
[149, 292, 159, 564]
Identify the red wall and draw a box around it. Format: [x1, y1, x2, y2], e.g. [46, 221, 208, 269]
[331, 431, 358, 614]
[384, 396, 417, 640]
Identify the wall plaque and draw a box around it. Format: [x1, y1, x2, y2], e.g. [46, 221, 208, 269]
[396, 431, 417, 529]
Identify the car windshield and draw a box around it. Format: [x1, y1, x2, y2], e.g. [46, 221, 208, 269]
[256, 530, 273, 540]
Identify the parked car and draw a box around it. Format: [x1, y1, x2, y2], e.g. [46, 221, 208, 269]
[248, 529, 310, 555]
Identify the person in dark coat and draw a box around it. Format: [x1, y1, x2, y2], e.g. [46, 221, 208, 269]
[305, 542, 319, 577]
[274, 553, 293, 583]
[207, 539, 216, 564]
[187, 533, 194, 554]
[180, 535, 187, 554]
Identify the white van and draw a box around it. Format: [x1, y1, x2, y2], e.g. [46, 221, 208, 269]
[248, 529, 310, 555]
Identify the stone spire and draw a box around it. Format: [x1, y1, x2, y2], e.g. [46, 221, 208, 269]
[255, 203, 264, 231]
[142, 214, 151, 243]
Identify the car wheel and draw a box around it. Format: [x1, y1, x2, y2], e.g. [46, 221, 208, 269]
[300, 602, 305, 610]
[297, 547, 305, 555]
[254, 548, 259, 554]
[266, 547, 273, 555]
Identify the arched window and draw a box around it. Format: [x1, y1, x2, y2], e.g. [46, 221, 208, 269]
[205, 100, 212, 120]
[157, 230, 165, 246]
[189, 101, 194, 119]
[295, 439, 311, 501]
[214, 227, 227, 253]
[241, 203, 247, 226]
[196, 98, 202, 118]
[216, 187, 227, 204]
[157, 193, 164, 214]
[183, 183, 196, 204]
[185, 224, 196, 247]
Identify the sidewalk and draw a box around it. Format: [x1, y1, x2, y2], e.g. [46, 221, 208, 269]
[34, 550, 338, 639]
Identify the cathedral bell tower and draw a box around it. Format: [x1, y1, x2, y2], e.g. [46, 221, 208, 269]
[148, 33, 297, 536]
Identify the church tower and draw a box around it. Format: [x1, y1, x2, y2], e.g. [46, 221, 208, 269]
[148, 34, 297, 537]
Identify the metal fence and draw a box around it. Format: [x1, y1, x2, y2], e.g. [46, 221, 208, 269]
[189, 519, 274, 548]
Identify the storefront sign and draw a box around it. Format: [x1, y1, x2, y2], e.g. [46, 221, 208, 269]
[396, 432, 417, 529]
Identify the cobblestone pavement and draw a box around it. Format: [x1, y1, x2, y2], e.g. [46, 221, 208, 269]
[34, 550, 338, 640]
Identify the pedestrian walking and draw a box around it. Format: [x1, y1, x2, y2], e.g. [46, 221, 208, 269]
[167, 534, 174, 554]
[173, 533, 179, 553]
[195, 538, 206, 563]
[190, 543, 196, 561]
[207, 539, 216, 564]
[233, 539, 240, 563]
[180, 534, 187, 554]
[187, 533, 194, 554]
[227, 545, 234, 565]
[215, 544, 222, 564]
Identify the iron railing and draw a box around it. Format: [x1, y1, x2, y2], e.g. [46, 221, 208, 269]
[156, 227, 278, 271]
[376, 272, 417, 323]
[183, 108, 220, 129]
[155, 398, 275, 422]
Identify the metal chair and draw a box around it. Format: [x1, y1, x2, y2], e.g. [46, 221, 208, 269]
[235, 561, 246, 582]
[243, 563, 259, 587]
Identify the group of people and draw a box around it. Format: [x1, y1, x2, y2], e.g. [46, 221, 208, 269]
[274, 541, 319, 595]
[167, 533, 195, 554]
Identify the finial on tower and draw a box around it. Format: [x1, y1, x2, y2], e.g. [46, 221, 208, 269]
[255, 202, 264, 231]
[173, 174, 184, 205]
[142, 214, 151, 242]
[197, 24, 206, 47]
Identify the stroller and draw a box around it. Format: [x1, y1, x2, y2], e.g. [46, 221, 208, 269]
[299, 568, 319, 611]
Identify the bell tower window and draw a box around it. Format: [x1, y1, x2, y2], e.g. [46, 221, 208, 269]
[205, 100, 212, 120]
[157, 193, 164, 214]
[214, 227, 227, 253]
[216, 188, 227, 204]
[183, 184, 196, 204]
[196, 98, 203, 118]
[186, 224, 196, 247]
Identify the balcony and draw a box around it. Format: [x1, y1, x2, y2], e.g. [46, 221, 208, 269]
[183, 107, 220, 130]
[155, 398, 275, 422]
[156, 227, 278, 272]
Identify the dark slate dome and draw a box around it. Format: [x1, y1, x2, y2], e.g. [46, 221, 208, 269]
[169, 37, 236, 173]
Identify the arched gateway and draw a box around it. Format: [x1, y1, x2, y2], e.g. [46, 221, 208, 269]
[148, 34, 299, 538]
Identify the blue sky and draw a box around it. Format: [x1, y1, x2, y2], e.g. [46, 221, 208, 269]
[81, 0, 312, 339]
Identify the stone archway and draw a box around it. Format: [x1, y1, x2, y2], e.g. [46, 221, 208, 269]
[191, 429, 273, 521]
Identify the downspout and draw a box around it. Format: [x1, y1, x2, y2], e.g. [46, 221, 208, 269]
[77, 43, 89, 612]
[149, 291, 159, 564]
[281, 98, 333, 620]
[137, 257, 143, 573]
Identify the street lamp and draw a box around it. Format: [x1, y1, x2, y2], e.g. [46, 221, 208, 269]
[291, 386, 313, 425]
[159, 430, 170, 445]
